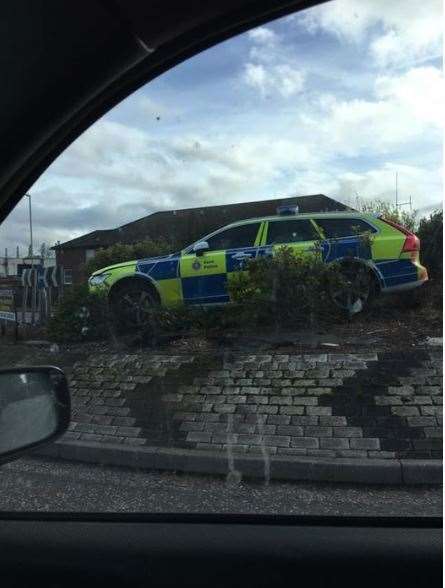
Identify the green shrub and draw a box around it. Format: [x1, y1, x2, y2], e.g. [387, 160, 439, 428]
[417, 210, 442, 280]
[47, 284, 111, 343]
[227, 247, 344, 328]
[84, 238, 174, 276]
[138, 303, 241, 344]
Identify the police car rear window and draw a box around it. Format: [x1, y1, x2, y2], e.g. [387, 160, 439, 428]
[206, 222, 261, 250]
[314, 218, 377, 238]
[266, 219, 319, 244]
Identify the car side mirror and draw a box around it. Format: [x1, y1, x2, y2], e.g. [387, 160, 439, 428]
[193, 241, 210, 257]
[0, 366, 70, 463]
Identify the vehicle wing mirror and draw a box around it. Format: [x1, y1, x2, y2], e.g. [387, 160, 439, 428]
[193, 241, 209, 256]
[0, 366, 70, 463]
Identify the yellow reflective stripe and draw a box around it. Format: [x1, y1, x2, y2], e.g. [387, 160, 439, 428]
[310, 218, 324, 239]
[261, 221, 269, 245]
[254, 221, 266, 246]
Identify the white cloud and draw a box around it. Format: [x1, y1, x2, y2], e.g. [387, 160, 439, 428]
[375, 67, 444, 127]
[334, 162, 443, 207]
[244, 62, 305, 97]
[242, 25, 305, 98]
[300, 66, 444, 157]
[299, 0, 442, 67]
[247, 27, 278, 45]
[2, 104, 441, 252]
[274, 65, 305, 98]
[35, 120, 318, 216]
[299, 0, 375, 42]
[244, 63, 267, 93]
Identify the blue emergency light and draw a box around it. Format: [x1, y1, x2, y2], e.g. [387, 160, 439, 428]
[277, 204, 299, 216]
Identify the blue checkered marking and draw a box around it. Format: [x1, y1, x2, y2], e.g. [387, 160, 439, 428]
[256, 246, 273, 258]
[226, 247, 259, 272]
[375, 259, 418, 288]
[322, 237, 372, 263]
[182, 274, 229, 304]
[137, 257, 179, 280]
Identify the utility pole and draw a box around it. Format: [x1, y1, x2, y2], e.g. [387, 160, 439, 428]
[395, 175, 412, 212]
[395, 172, 398, 209]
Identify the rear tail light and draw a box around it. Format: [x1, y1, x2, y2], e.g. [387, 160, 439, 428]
[401, 233, 420, 252]
[380, 217, 420, 252]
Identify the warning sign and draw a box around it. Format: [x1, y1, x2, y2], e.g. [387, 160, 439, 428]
[0, 288, 16, 322]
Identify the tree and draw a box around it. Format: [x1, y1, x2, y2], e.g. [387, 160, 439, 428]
[417, 210, 443, 280]
[84, 238, 174, 277]
[355, 198, 418, 232]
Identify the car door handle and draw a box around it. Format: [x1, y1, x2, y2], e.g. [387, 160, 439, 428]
[232, 252, 253, 260]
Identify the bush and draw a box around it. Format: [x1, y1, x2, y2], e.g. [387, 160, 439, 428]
[227, 247, 344, 328]
[417, 210, 443, 280]
[137, 304, 242, 344]
[84, 238, 174, 276]
[47, 284, 111, 343]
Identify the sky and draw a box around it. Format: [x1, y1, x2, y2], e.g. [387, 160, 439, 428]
[0, 0, 443, 256]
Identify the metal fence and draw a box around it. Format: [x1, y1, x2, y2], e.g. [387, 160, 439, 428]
[0, 266, 66, 335]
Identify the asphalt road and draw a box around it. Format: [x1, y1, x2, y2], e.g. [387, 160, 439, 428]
[0, 456, 441, 516]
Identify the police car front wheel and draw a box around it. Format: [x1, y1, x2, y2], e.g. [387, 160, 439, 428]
[111, 281, 159, 330]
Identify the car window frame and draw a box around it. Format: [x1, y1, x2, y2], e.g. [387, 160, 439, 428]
[264, 218, 322, 245]
[182, 221, 263, 254]
[312, 217, 379, 240]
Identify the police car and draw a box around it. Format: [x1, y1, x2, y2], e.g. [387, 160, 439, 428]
[89, 205, 428, 325]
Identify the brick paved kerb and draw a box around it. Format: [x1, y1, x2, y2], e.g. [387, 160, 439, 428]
[38, 347, 443, 484]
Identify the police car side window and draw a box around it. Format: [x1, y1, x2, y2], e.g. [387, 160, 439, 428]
[315, 218, 377, 239]
[266, 220, 319, 245]
[206, 223, 261, 251]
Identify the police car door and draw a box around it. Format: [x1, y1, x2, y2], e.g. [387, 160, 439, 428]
[264, 218, 321, 257]
[180, 222, 263, 305]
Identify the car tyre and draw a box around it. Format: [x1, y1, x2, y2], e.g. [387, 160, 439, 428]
[329, 260, 376, 315]
[110, 280, 159, 334]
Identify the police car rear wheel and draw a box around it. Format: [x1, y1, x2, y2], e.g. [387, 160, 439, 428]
[330, 262, 375, 314]
[111, 281, 158, 330]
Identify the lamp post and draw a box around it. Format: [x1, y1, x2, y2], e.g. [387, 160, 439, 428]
[25, 193, 33, 264]
[25, 192, 36, 325]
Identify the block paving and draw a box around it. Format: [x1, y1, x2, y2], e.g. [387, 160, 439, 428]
[63, 348, 443, 459]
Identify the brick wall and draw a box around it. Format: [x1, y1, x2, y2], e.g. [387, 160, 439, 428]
[55, 248, 86, 284]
